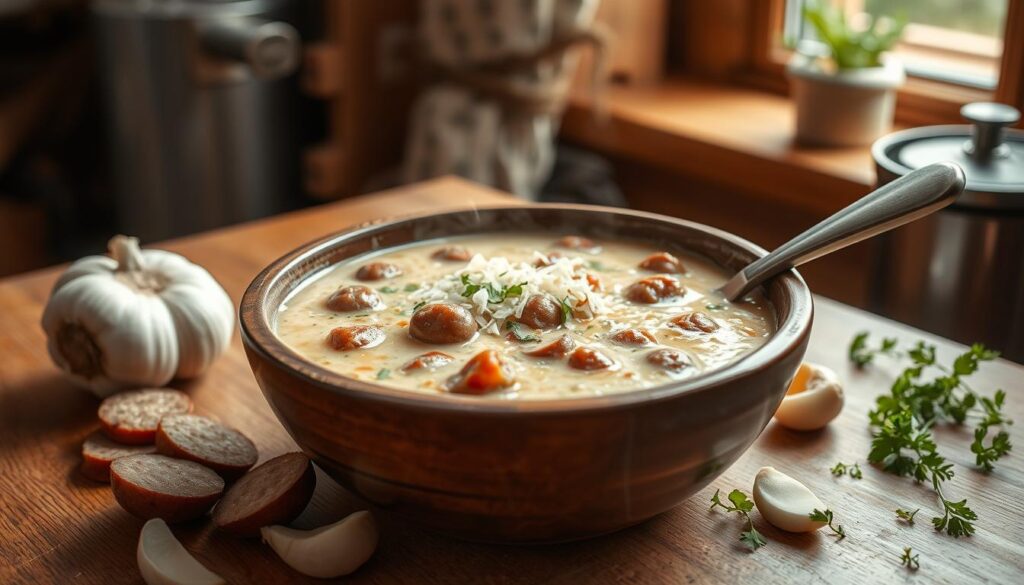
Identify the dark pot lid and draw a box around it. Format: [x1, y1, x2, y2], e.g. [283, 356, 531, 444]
[873, 102, 1024, 210]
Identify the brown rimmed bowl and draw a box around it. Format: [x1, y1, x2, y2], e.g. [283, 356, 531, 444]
[239, 205, 813, 543]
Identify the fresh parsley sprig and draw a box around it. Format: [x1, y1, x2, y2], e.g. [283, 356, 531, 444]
[809, 509, 846, 539]
[709, 489, 767, 551]
[851, 333, 1012, 538]
[849, 332, 898, 367]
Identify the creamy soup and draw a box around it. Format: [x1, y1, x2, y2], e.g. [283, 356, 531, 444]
[276, 234, 775, 399]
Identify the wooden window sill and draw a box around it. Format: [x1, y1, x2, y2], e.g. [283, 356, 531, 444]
[561, 77, 879, 215]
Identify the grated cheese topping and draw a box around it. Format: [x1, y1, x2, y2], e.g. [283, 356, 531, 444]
[410, 253, 608, 336]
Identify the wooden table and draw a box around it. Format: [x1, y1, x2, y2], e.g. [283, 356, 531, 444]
[2, 177, 1021, 584]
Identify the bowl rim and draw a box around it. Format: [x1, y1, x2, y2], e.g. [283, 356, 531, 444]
[239, 203, 813, 415]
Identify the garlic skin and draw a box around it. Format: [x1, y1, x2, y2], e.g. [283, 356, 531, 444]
[261, 510, 378, 578]
[42, 236, 234, 397]
[137, 518, 224, 585]
[752, 467, 828, 533]
[773, 362, 844, 431]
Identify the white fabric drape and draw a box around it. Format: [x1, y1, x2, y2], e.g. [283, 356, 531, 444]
[402, 0, 600, 199]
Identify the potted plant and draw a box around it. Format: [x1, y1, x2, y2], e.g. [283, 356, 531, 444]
[787, 1, 906, 146]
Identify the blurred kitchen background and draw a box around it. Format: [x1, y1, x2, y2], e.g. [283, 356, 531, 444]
[1, 0, 1021, 360]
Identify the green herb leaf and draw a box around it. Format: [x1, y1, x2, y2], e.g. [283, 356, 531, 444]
[559, 296, 573, 324]
[505, 321, 540, 343]
[854, 332, 1011, 538]
[705, 303, 726, 311]
[848, 331, 899, 367]
[403, 283, 420, 292]
[379, 286, 398, 294]
[460, 274, 527, 304]
[900, 547, 920, 570]
[829, 461, 861, 479]
[810, 508, 846, 540]
[412, 301, 427, 312]
[740, 528, 767, 552]
[710, 488, 765, 551]
[895, 508, 919, 524]
[376, 368, 390, 380]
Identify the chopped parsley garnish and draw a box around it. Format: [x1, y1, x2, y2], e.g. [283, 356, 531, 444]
[809, 509, 846, 539]
[830, 461, 862, 479]
[559, 296, 573, 324]
[710, 489, 767, 551]
[403, 283, 420, 292]
[376, 368, 390, 380]
[586, 260, 606, 272]
[412, 301, 427, 312]
[505, 321, 540, 343]
[460, 274, 527, 304]
[851, 333, 1012, 537]
[705, 303, 727, 311]
[900, 547, 920, 570]
[895, 508, 919, 524]
[379, 286, 398, 293]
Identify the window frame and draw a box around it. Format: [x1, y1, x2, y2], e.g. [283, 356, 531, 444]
[738, 0, 1024, 126]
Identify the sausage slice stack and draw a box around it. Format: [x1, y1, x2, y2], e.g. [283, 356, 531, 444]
[80, 386, 316, 532]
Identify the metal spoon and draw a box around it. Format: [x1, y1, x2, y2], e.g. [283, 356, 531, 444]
[719, 161, 966, 302]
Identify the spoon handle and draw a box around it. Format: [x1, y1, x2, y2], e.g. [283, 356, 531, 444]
[720, 161, 966, 302]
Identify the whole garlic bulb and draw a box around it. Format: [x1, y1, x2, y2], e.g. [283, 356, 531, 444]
[42, 235, 234, 397]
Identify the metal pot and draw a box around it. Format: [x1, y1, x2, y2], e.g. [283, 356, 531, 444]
[871, 102, 1024, 362]
[92, 0, 301, 242]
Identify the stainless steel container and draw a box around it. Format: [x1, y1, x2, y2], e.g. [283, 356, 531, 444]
[92, 0, 301, 242]
[871, 103, 1024, 362]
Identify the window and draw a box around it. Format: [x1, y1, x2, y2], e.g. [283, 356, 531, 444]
[782, 0, 1009, 89]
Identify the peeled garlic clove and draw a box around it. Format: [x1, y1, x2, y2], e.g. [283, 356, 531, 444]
[137, 518, 224, 585]
[261, 510, 378, 578]
[773, 362, 844, 431]
[752, 467, 828, 533]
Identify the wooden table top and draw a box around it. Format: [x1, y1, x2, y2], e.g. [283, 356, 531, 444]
[2, 176, 1021, 584]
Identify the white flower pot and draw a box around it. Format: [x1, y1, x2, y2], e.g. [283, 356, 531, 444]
[787, 54, 905, 147]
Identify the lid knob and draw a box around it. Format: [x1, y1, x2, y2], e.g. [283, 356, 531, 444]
[961, 102, 1021, 163]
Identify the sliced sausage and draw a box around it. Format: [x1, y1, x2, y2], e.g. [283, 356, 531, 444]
[110, 454, 224, 523]
[638, 252, 685, 274]
[326, 325, 386, 351]
[647, 348, 691, 372]
[670, 311, 719, 333]
[568, 347, 615, 371]
[524, 335, 576, 359]
[518, 295, 562, 330]
[155, 414, 258, 480]
[213, 452, 315, 537]
[355, 262, 402, 281]
[609, 328, 657, 347]
[624, 275, 683, 304]
[432, 246, 472, 261]
[554, 236, 598, 251]
[410, 303, 476, 344]
[98, 388, 192, 445]
[325, 285, 383, 312]
[444, 350, 515, 395]
[401, 351, 455, 372]
[80, 431, 157, 483]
